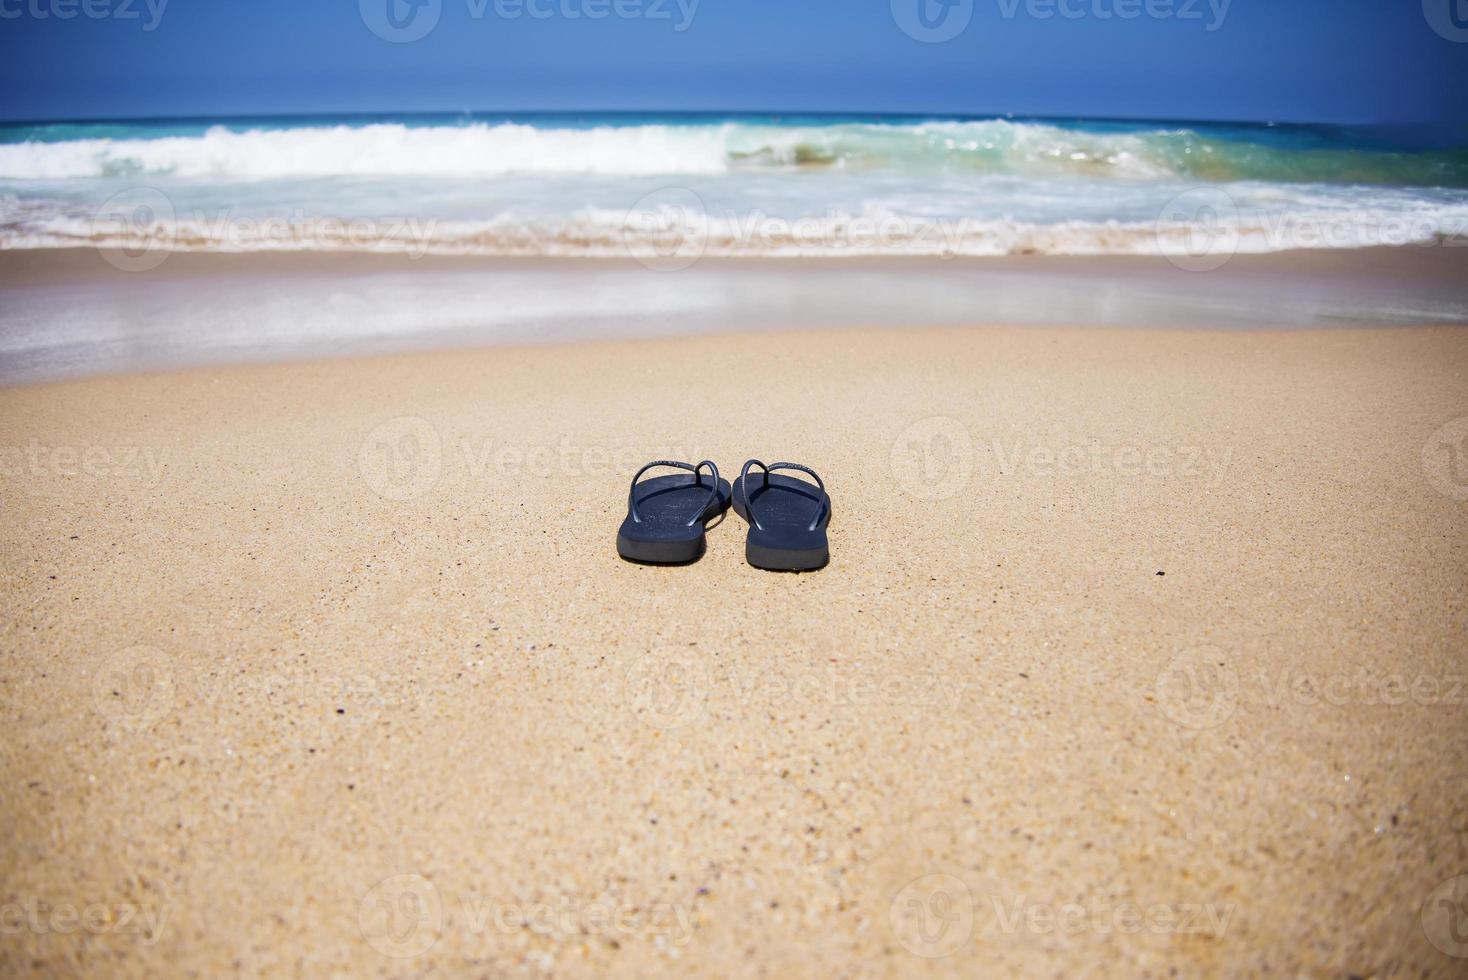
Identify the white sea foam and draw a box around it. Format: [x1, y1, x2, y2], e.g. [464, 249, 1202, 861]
[2, 120, 1466, 258]
[0, 122, 748, 180]
[4, 196, 1464, 258]
[0, 119, 1306, 181]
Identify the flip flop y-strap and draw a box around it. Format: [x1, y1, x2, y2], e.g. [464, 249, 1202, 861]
[739, 459, 827, 532]
[629, 459, 721, 526]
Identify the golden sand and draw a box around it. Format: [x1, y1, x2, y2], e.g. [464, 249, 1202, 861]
[2, 324, 1467, 976]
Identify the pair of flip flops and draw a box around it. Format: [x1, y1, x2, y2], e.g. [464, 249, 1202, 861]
[616, 459, 830, 571]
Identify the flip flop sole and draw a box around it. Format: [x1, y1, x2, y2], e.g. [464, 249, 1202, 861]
[732, 472, 830, 572]
[746, 533, 828, 571]
[617, 473, 731, 565]
[616, 532, 708, 565]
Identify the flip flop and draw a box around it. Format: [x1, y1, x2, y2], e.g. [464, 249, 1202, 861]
[731, 460, 831, 571]
[617, 460, 731, 565]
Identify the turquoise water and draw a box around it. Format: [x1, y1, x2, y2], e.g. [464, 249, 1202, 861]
[2, 112, 1466, 257]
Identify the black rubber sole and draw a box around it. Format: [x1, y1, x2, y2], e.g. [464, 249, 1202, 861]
[745, 537, 828, 572]
[616, 532, 708, 565]
[731, 472, 830, 572]
[617, 472, 731, 565]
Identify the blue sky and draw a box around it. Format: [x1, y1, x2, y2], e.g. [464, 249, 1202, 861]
[0, 0, 1465, 124]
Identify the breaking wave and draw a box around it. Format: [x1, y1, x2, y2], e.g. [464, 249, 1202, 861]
[3, 118, 1466, 184]
[2, 115, 1466, 258]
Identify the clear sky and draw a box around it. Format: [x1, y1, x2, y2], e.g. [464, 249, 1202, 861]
[0, 0, 1465, 125]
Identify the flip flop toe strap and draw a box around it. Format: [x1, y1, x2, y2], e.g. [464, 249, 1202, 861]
[739, 459, 827, 532]
[629, 459, 721, 527]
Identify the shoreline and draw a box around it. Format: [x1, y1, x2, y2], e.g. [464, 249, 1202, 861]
[7, 241, 1468, 285]
[2, 245, 1468, 387]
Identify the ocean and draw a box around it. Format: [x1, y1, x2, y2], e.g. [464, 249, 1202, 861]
[2, 112, 1467, 261]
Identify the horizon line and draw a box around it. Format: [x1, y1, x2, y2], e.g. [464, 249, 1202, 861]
[3, 108, 1463, 133]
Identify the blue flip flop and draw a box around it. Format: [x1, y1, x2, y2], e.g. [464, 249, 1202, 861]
[731, 460, 830, 571]
[617, 460, 731, 565]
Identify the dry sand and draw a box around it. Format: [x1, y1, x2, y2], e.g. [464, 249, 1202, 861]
[2, 323, 1467, 976]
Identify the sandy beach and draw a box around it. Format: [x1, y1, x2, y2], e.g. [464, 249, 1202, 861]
[7, 0, 1468, 972]
[2, 310, 1467, 976]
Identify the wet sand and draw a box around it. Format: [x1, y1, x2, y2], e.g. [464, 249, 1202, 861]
[3, 245, 1468, 386]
